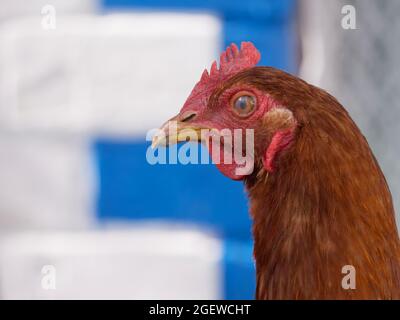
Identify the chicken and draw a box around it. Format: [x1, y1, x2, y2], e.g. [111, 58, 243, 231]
[152, 42, 400, 299]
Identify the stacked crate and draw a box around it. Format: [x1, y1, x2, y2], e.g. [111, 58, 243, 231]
[98, 0, 298, 299]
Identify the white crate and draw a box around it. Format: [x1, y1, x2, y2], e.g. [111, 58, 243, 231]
[0, 133, 95, 231]
[0, 13, 221, 136]
[0, 0, 97, 24]
[0, 225, 223, 299]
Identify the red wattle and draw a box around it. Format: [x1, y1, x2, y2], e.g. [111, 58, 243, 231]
[263, 128, 295, 173]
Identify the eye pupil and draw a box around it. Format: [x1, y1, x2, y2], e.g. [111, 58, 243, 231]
[237, 97, 248, 109]
[233, 95, 255, 116]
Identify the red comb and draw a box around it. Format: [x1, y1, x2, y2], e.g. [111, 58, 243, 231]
[182, 42, 261, 113]
[200, 42, 261, 85]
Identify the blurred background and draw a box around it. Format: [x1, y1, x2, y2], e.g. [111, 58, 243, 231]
[0, 0, 398, 299]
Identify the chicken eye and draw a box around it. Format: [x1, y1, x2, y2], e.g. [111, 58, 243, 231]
[232, 94, 256, 116]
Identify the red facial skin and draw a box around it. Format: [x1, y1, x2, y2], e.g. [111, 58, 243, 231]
[178, 84, 295, 180]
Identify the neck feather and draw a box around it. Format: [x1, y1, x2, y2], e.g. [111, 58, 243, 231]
[245, 106, 400, 299]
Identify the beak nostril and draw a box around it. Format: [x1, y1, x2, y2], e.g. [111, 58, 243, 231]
[181, 111, 197, 122]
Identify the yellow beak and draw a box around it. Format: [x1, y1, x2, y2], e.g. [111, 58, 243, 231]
[151, 120, 205, 149]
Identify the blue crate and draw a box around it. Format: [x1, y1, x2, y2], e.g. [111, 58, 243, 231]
[94, 140, 252, 240]
[102, 0, 295, 21]
[223, 239, 255, 299]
